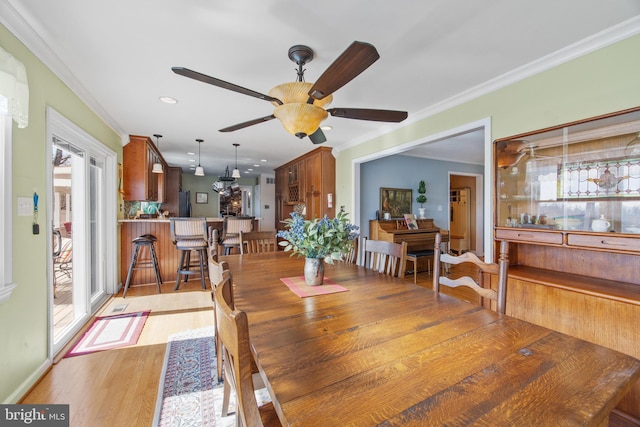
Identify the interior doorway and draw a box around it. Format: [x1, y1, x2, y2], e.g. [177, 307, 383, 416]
[449, 173, 483, 256]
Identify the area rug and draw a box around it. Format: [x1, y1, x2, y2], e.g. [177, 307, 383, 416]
[153, 327, 270, 427]
[64, 310, 150, 357]
[280, 276, 349, 297]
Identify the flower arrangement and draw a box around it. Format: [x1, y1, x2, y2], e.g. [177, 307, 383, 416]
[277, 211, 359, 264]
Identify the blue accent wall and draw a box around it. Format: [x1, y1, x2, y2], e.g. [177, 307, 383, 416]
[360, 155, 483, 236]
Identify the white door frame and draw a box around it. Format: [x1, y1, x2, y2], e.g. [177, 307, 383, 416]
[46, 107, 117, 357]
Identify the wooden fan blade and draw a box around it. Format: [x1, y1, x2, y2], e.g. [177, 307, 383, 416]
[307, 41, 380, 101]
[172, 67, 282, 105]
[327, 108, 408, 122]
[219, 115, 276, 132]
[308, 128, 327, 144]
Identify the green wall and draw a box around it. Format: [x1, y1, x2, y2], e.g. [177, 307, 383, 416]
[0, 23, 122, 402]
[182, 174, 256, 218]
[335, 34, 640, 216]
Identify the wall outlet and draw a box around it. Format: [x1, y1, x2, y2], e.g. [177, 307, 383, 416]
[437, 205, 443, 211]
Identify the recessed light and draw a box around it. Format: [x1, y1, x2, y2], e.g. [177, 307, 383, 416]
[253, 164, 260, 167]
[188, 159, 196, 162]
[187, 152, 195, 155]
[248, 168, 253, 171]
[260, 159, 267, 162]
[321, 125, 332, 131]
[159, 96, 178, 104]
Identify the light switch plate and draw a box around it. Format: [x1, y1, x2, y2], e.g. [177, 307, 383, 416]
[18, 197, 32, 216]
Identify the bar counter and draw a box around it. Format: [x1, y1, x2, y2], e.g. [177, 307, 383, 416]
[119, 217, 258, 288]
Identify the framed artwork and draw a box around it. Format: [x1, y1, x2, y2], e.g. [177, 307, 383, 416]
[380, 187, 412, 219]
[196, 192, 208, 204]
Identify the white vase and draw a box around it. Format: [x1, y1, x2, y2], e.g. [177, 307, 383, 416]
[418, 207, 426, 219]
[304, 257, 325, 286]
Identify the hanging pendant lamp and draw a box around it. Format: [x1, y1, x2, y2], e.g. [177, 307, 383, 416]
[152, 134, 163, 173]
[194, 139, 204, 176]
[232, 143, 241, 178]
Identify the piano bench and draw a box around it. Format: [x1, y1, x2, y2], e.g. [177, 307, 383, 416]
[405, 250, 435, 283]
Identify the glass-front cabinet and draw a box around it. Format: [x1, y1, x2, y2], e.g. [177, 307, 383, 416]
[493, 107, 640, 422]
[496, 107, 640, 234]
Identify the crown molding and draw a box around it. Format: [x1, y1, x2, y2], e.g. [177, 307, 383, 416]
[334, 15, 640, 154]
[0, 0, 127, 142]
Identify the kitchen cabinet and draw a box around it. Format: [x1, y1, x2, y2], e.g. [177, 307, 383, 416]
[161, 166, 182, 217]
[123, 135, 167, 201]
[274, 146, 335, 228]
[494, 106, 640, 421]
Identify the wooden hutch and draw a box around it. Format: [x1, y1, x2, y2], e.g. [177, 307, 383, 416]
[494, 107, 640, 422]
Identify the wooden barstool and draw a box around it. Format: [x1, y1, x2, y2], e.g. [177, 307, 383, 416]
[123, 234, 163, 297]
[170, 218, 209, 291]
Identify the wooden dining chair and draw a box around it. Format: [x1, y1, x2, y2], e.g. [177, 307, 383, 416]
[342, 235, 361, 264]
[208, 227, 219, 262]
[239, 231, 277, 254]
[362, 239, 407, 278]
[433, 232, 510, 314]
[214, 273, 280, 427]
[208, 256, 230, 382]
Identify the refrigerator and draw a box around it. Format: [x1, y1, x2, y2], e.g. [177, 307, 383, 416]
[178, 191, 191, 217]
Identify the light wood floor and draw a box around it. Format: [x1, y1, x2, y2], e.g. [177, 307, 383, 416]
[22, 279, 214, 427]
[22, 266, 474, 427]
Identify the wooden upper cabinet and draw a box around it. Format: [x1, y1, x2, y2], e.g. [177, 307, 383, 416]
[274, 146, 335, 226]
[123, 135, 167, 201]
[162, 166, 182, 217]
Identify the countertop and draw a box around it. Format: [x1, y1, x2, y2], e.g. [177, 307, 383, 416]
[119, 217, 261, 223]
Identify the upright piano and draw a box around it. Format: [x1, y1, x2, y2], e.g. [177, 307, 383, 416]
[369, 219, 448, 275]
[369, 218, 448, 252]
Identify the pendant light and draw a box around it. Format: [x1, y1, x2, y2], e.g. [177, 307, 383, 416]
[232, 143, 241, 178]
[152, 134, 163, 173]
[194, 139, 204, 176]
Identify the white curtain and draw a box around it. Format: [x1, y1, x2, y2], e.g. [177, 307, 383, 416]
[0, 46, 29, 128]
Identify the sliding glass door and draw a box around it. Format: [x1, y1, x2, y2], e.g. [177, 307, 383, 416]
[47, 108, 117, 356]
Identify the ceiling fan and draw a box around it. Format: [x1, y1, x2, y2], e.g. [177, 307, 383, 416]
[172, 41, 408, 144]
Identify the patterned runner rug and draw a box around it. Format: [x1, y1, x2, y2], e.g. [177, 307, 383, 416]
[153, 327, 269, 426]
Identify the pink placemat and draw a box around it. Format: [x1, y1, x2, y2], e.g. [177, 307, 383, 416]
[280, 276, 349, 298]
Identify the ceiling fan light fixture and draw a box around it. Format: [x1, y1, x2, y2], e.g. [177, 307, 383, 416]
[273, 103, 328, 138]
[268, 82, 333, 108]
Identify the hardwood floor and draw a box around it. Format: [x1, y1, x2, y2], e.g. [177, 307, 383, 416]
[22, 280, 214, 427]
[20, 262, 482, 426]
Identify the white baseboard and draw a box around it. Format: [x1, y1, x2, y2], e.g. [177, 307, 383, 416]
[3, 358, 52, 403]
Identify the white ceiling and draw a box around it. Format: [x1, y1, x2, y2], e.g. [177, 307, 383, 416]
[2, 1, 639, 178]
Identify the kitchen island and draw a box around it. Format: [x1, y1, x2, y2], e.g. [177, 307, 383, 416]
[119, 217, 259, 289]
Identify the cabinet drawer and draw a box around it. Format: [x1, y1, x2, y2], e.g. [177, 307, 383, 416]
[567, 233, 640, 252]
[496, 228, 563, 245]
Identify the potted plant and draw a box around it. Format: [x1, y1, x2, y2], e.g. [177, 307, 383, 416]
[416, 180, 427, 218]
[277, 211, 359, 286]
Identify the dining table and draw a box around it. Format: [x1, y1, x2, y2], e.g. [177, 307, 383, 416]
[221, 251, 640, 426]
